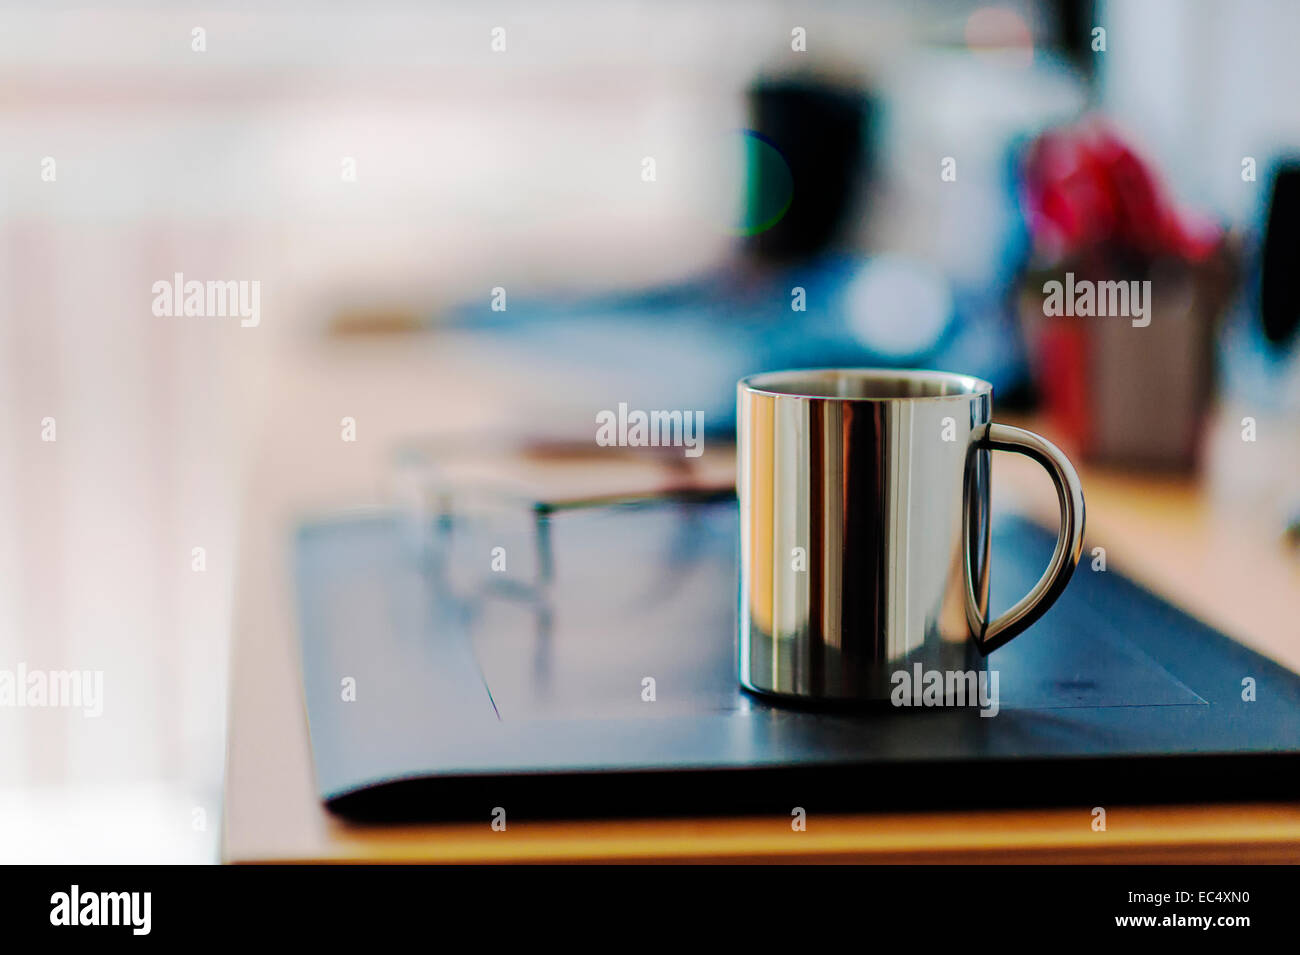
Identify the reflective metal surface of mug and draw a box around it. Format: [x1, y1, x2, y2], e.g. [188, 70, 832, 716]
[737, 369, 1085, 703]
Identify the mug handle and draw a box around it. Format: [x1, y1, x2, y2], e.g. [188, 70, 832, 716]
[965, 422, 1086, 654]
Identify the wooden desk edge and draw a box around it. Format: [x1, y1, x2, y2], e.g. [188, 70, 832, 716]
[224, 804, 1300, 864]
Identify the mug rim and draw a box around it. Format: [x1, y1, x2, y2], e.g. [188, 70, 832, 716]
[739, 367, 994, 402]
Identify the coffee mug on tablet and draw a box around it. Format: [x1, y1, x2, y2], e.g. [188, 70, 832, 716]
[736, 369, 1085, 704]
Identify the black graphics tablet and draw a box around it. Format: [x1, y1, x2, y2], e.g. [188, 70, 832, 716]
[293, 497, 1300, 821]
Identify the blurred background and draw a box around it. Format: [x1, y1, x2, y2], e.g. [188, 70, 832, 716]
[2, 0, 1299, 861]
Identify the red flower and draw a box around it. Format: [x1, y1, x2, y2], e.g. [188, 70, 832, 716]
[1021, 118, 1219, 265]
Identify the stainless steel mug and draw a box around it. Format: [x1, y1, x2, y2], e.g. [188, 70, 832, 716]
[737, 369, 1085, 703]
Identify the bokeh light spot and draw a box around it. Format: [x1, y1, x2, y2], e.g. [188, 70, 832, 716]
[965, 6, 1034, 69]
[732, 130, 794, 237]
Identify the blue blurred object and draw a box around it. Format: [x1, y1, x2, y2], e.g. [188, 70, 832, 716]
[447, 252, 1031, 432]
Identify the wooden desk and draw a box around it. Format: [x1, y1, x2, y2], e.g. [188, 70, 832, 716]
[221, 341, 1300, 863]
